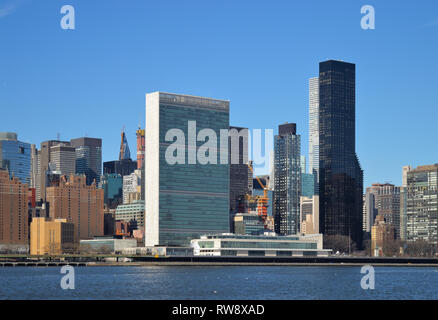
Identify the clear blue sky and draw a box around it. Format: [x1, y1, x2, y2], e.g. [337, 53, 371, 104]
[1, 0, 437, 188]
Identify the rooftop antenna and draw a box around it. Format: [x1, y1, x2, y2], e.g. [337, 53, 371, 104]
[120, 125, 126, 161]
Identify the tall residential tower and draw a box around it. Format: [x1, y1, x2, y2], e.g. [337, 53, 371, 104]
[274, 123, 301, 235]
[405, 164, 438, 245]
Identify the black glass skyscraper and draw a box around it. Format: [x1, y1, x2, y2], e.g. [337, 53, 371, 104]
[318, 60, 363, 248]
[229, 126, 249, 215]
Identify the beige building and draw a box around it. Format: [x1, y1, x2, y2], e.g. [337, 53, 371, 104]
[300, 195, 319, 235]
[371, 214, 395, 257]
[125, 185, 141, 204]
[46, 174, 104, 241]
[30, 217, 74, 255]
[123, 170, 141, 204]
[0, 169, 28, 245]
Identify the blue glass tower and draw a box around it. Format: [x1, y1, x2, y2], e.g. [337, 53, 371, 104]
[0, 132, 31, 185]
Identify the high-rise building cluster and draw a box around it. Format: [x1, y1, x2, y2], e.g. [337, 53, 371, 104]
[1, 59, 436, 257]
[363, 164, 438, 256]
[0, 128, 146, 254]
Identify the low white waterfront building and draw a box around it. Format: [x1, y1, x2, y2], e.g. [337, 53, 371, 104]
[190, 233, 331, 257]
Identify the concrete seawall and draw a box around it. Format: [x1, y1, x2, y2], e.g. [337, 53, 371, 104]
[2, 256, 438, 267]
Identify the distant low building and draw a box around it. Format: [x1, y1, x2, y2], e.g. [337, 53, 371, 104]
[121, 246, 193, 257]
[115, 200, 145, 228]
[232, 213, 266, 235]
[80, 237, 137, 254]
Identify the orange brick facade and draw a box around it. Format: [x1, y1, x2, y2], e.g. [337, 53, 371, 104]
[0, 169, 28, 245]
[46, 174, 104, 241]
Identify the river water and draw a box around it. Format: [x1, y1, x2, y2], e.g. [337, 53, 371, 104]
[1, 266, 437, 299]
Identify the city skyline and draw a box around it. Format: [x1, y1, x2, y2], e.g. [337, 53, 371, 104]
[2, 1, 438, 303]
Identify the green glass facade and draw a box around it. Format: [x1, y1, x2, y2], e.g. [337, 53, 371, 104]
[101, 173, 123, 209]
[301, 173, 316, 198]
[148, 93, 230, 246]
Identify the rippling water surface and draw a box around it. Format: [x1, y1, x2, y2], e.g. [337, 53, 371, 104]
[1, 266, 437, 299]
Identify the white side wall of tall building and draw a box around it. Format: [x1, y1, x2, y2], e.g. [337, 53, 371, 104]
[308, 77, 319, 174]
[145, 92, 160, 247]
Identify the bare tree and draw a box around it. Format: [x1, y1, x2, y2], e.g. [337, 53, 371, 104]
[381, 238, 402, 257]
[96, 245, 112, 255]
[79, 244, 93, 255]
[62, 242, 79, 255]
[404, 240, 438, 257]
[324, 235, 357, 254]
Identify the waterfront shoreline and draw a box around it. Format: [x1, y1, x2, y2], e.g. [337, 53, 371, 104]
[87, 262, 438, 267]
[3, 254, 438, 267]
